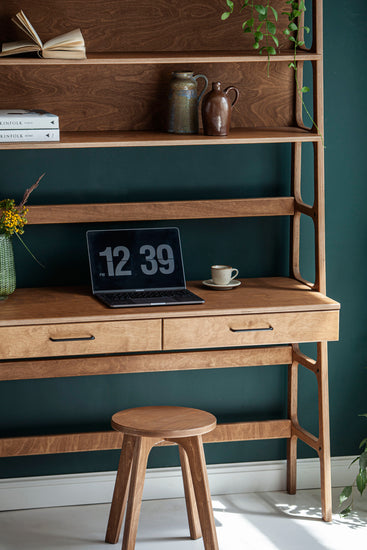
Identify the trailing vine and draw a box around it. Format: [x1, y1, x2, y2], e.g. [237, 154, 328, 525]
[221, 1, 323, 141]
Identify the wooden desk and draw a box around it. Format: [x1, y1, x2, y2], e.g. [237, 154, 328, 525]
[0, 277, 340, 520]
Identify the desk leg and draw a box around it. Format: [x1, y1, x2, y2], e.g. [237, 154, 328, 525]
[287, 358, 298, 495]
[317, 341, 332, 522]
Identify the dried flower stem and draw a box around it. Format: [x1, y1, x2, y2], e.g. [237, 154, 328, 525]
[19, 172, 45, 208]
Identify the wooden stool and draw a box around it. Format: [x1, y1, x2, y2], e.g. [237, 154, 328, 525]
[105, 406, 219, 550]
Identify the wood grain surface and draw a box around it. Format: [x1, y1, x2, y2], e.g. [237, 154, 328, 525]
[0, 278, 340, 327]
[0, 1, 297, 52]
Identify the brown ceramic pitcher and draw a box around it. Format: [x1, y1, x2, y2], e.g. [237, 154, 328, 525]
[202, 82, 239, 136]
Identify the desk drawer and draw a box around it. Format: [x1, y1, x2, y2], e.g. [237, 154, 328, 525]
[163, 311, 339, 350]
[0, 320, 161, 359]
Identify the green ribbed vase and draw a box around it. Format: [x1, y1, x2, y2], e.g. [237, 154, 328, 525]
[0, 234, 16, 299]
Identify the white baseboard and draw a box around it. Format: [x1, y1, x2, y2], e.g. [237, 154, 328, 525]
[0, 456, 357, 512]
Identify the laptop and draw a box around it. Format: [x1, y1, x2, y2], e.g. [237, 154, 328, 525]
[86, 227, 204, 308]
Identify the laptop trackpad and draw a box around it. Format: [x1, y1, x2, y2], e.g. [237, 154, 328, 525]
[132, 296, 175, 304]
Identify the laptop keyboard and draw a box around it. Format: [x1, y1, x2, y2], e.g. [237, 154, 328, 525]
[100, 288, 195, 304]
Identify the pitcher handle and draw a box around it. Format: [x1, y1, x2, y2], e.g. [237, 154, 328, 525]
[224, 86, 240, 107]
[194, 74, 209, 103]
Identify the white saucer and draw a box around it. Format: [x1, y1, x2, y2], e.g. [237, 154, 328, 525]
[202, 279, 241, 290]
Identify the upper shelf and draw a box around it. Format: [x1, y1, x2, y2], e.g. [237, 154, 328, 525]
[0, 127, 320, 150]
[0, 50, 320, 66]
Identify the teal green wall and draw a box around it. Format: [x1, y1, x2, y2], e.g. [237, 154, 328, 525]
[1, 0, 366, 478]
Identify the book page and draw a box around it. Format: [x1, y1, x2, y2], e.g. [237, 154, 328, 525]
[0, 40, 40, 56]
[44, 29, 84, 51]
[12, 10, 43, 49]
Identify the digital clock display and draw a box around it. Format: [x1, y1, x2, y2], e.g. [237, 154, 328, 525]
[86, 227, 186, 292]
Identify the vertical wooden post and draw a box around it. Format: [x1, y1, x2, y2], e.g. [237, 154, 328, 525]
[316, 341, 332, 521]
[287, 353, 299, 495]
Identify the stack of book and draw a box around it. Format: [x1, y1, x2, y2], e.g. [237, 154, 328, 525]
[0, 109, 60, 142]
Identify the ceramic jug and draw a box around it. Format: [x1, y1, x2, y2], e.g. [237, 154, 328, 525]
[202, 81, 239, 136]
[167, 71, 208, 134]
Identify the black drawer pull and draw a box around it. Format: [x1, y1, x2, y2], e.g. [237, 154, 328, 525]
[49, 335, 95, 342]
[230, 326, 274, 333]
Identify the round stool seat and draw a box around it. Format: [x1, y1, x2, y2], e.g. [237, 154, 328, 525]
[111, 406, 216, 439]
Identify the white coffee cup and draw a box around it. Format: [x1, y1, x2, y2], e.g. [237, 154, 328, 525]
[211, 265, 239, 285]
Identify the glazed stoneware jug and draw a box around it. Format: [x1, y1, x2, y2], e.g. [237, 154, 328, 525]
[202, 81, 239, 136]
[167, 71, 208, 134]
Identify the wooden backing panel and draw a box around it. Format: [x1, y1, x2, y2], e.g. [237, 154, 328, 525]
[0, 0, 294, 53]
[0, 319, 161, 360]
[0, 127, 321, 150]
[0, 420, 292, 457]
[26, 197, 295, 225]
[163, 311, 339, 350]
[0, 346, 293, 381]
[0, 63, 295, 132]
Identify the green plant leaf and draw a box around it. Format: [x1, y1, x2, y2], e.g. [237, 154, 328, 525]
[359, 438, 367, 449]
[242, 17, 254, 30]
[255, 5, 266, 16]
[270, 6, 278, 21]
[356, 469, 367, 496]
[340, 505, 352, 517]
[271, 35, 279, 47]
[255, 31, 264, 41]
[304, 25, 310, 34]
[266, 46, 276, 56]
[289, 22, 298, 31]
[339, 485, 352, 504]
[284, 28, 291, 35]
[267, 21, 276, 35]
[221, 12, 231, 20]
[288, 62, 295, 69]
[360, 450, 367, 469]
[301, 86, 309, 93]
[226, 0, 234, 10]
[253, 41, 260, 49]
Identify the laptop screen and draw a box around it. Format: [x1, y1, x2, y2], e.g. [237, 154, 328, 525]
[86, 227, 186, 293]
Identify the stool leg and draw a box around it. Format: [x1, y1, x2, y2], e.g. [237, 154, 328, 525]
[178, 445, 202, 540]
[172, 436, 219, 550]
[106, 434, 136, 544]
[122, 436, 158, 550]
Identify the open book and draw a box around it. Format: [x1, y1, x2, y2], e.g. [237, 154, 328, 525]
[0, 10, 86, 59]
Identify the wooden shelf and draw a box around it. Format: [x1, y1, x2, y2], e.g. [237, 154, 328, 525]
[0, 49, 320, 66]
[0, 127, 319, 150]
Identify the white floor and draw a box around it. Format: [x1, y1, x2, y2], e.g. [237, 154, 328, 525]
[0, 489, 366, 550]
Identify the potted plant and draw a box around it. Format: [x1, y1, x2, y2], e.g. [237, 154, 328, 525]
[339, 416, 367, 516]
[0, 173, 44, 298]
[221, 1, 322, 140]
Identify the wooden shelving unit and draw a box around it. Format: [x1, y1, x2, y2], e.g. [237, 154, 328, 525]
[0, 0, 339, 522]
